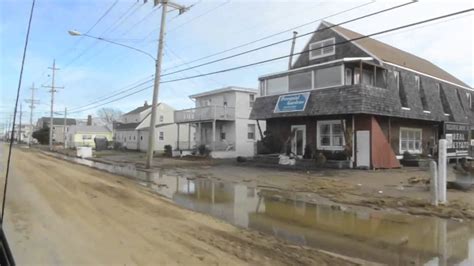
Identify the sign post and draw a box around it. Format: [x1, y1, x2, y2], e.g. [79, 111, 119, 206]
[438, 139, 447, 204]
[429, 160, 438, 206]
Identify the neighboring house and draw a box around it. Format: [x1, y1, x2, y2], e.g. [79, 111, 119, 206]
[250, 21, 473, 169]
[174, 86, 265, 158]
[4, 124, 32, 143]
[114, 102, 190, 152]
[36, 117, 77, 143]
[66, 125, 112, 148]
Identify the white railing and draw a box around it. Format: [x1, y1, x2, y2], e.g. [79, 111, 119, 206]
[176, 140, 235, 151]
[174, 106, 235, 123]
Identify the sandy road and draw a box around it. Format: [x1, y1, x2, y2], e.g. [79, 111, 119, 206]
[1, 148, 353, 265]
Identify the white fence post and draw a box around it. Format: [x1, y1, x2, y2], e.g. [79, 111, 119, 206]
[438, 139, 447, 204]
[429, 160, 438, 206]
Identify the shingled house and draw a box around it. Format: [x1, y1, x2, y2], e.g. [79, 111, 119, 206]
[250, 21, 473, 169]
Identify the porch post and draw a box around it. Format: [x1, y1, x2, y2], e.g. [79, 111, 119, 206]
[359, 61, 363, 84]
[212, 120, 216, 151]
[197, 122, 201, 146]
[177, 123, 180, 150]
[256, 119, 264, 139]
[188, 123, 191, 149]
[373, 65, 377, 86]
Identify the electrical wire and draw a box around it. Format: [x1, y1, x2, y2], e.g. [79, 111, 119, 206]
[2, 0, 36, 223]
[64, 9, 473, 114]
[160, 1, 415, 78]
[161, 0, 376, 72]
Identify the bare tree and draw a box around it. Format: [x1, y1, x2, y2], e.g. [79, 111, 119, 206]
[96, 108, 123, 124]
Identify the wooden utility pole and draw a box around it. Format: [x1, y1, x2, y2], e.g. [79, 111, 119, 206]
[18, 103, 22, 143]
[25, 83, 39, 146]
[146, 0, 189, 169]
[63, 107, 67, 149]
[43, 59, 64, 150]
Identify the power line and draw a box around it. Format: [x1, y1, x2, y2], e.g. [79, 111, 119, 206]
[68, 75, 154, 111]
[161, 0, 376, 72]
[159, 8, 473, 84]
[64, 1, 382, 111]
[2, 0, 36, 224]
[160, 1, 415, 78]
[65, 9, 473, 114]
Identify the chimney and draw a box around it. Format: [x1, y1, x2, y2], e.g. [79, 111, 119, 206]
[144, 101, 149, 107]
[288, 31, 298, 70]
[87, 115, 92, 126]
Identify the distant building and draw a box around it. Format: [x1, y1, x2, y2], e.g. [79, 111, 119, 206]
[174, 86, 264, 158]
[36, 117, 77, 143]
[66, 125, 113, 148]
[114, 101, 190, 152]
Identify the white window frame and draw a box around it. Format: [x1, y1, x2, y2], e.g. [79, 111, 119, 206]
[159, 115, 164, 122]
[313, 65, 344, 90]
[159, 131, 164, 141]
[316, 120, 345, 151]
[247, 124, 256, 140]
[309, 37, 336, 60]
[394, 71, 400, 90]
[399, 127, 422, 154]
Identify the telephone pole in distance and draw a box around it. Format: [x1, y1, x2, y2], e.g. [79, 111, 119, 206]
[43, 59, 64, 150]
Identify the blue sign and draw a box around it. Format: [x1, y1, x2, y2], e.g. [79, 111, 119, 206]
[274, 92, 310, 113]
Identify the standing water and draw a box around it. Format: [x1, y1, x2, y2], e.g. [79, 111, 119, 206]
[49, 152, 474, 265]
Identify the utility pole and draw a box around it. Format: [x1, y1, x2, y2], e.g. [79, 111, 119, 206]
[18, 103, 22, 143]
[25, 83, 39, 146]
[64, 107, 67, 149]
[43, 59, 64, 151]
[146, 0, 189, 169]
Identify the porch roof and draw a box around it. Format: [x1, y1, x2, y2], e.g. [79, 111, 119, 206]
[249, 84, 471, 124]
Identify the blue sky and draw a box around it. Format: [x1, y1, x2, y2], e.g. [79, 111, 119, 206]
[1, 0, 473, 125]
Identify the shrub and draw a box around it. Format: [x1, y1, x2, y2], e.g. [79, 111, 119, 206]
[197, 144, 211, 157]
[164, 145, 172, 157]
[303, 144, 313, 159]
[315, 152, 327, 167]
[32, 127, 49, 144]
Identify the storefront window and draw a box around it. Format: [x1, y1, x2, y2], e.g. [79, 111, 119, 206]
[317, 120, 345, 150]
[313, 65, 343, 89]
[289, 71, 312, 91]
[400, 127, 422, 154]
[266, 76, 288, 95]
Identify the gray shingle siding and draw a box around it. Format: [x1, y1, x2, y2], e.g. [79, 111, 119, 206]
[292, 24, 371, 69]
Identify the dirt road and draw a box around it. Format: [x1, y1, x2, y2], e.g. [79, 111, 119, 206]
[2, 148, 354, 265]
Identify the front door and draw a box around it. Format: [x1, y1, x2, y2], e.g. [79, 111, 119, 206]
[356, 130, 370, 168]
[291, 125, 306, 157]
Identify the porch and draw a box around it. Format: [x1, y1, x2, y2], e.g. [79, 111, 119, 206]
[176, 120, 236, 153]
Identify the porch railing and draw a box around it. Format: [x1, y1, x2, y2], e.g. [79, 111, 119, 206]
[176, 140, 235, 151]
[174, 106, 235, 123]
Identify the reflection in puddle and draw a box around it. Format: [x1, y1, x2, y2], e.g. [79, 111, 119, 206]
[50, 152, 474, 265]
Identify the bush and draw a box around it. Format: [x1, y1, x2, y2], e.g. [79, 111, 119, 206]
[113, 142, 123, 150]
[164, 145, 172, 157]
[197, 144, 211, 157]
[317, 150, 348, 161]
[32, 127, 49, 144]
[315, 152, 327, 167]
[303, 144, 313, 159]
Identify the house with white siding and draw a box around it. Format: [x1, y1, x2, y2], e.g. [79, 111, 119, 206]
[114, 101, 190, 152]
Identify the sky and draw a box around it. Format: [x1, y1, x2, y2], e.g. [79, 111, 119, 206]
[0, 0, 473, 126]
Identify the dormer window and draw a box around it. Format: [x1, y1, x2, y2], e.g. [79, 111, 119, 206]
[309, 38, 335, 60]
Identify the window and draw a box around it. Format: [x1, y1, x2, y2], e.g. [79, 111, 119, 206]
[313, 65, 343, 89]
[249, 94, 255, 107]
[400, 128, 422, 154]
[220, 132, 226, 140]
[394, 71, 400, 90]
[82, 135, 92, 140]
[414, 75, 420, 91]
[159, 132, 164, 140]
[309, 38, 335, 60]
[345, 68, 352, 85]
[289, 71, 312, 91]
[466, 92, 472, 110]
[317, 120, 344, 150]
[247, 124, 256, 140]
[159, 115, 164, 122]
[266, 76, 288, 95]
[140, 136, 143, 140]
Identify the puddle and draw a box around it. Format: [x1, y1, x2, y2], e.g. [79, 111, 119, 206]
[49, 152, 474, 265]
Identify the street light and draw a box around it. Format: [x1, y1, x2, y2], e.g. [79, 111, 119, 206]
[69, 1, 188, 169]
